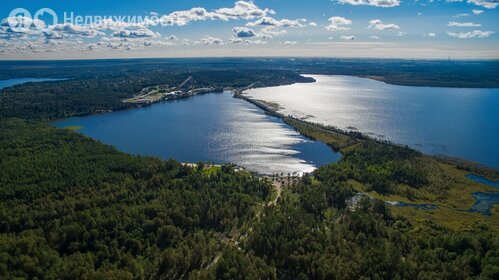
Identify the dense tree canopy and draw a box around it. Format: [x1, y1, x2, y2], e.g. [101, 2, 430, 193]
[0, 119, 271, 279]
[245, 170, 499, 279]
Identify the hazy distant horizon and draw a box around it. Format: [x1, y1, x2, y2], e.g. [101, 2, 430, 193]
[1, 50, 499, 61]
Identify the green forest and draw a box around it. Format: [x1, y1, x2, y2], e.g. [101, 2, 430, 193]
[2, 119, 497, 279]
[0, 63, 498, 279]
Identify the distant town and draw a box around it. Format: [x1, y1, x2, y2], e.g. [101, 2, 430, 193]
[124, 76, 222, 104]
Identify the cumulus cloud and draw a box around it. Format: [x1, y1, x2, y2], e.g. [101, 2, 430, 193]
[397, 31, 407, 37]
[52, 24, 105, 38]
[370, 35, 380, 39]
[472, 9, 485, 14]
[157, 7, 226, 26]
[446, 0, 498, 9]
[282, 41, 297, 45]
[424, 32, 436, 37]
[447, 30, 494, 38]
[215, 1, 274, 20]
[152, 1, 275, 26]
[448, 21, 482, 27]
[233, 26, 257, 38]
[338, 0, 400, 7]
[197, 36, 224, 45]
[368, 19, 400, 30]
[309, 22, 318, 27]
[260, 26, 287, 37]
[467, 0, 498, 9]
[340, 35, 356, 40]
[113, 28, 160, 38]
[44, 31, 67, 40]
[246, 16, 305, 28]
[325, 17, 352, 31]
[0, 1, 283, 54]
[91, 18, 146, 32]
[1, 16, 45, 33]
[0, 16, 44, 37]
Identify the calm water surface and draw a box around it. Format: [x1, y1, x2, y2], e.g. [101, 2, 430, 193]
[247, 75, 499, 168]
[0, 78, 65, 90]
[54, 92, 339, 175]
[466, 175, 499, 216]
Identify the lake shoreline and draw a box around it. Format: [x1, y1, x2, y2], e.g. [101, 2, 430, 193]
[52, 74, 499, 178]
[236, 89, 499, 177]
[244, 75, 499, 172]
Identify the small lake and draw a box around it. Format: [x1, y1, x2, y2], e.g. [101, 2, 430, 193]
[53, 92, 340, 175]
[467, 174, 499, 215]
[246, 75, 499, 169]
[0, 78, 65, 90]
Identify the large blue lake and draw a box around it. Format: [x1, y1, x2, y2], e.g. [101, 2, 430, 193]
[54, 92, 339, 175]
[247, 75, 499, 169]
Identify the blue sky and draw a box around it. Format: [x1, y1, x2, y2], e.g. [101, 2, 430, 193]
[0, 0, 497, 59]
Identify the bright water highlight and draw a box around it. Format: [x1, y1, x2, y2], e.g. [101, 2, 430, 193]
[247, 75, 499, 168]
[54, 92, 339, 175]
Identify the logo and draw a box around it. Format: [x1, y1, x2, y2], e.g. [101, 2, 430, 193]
[8, 8, 32, 32]
[33, 8, 58, 32]
[8, 8, 57, 32]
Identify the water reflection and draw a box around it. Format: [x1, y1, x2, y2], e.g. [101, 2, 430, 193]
[246, 75, 499, 168]
[53, 92, 340, 175]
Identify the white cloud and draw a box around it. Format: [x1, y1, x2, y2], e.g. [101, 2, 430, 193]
[0, 1, 281, 54]
[215, 1, 274, 20]
[260, 26, 287, 37]
[340, 35, 356, 40]
[157, 7, 226, 26]
[368, 19, 400, 30]
[197, 36, 224, 45]
[338, 0, 400, 7]
[92, 18, 146, 32]
[446, 0, 499, 9]
[113, 28, 160, 38]
[467, 0, 498, 9]
[156, 1, 275, 27]
[53, 24, 105, 38]
[447, 30, 493, 38]
[472, 9, 484, 14]
[282, 41, 297, 45]
[325, 17, 352, 31]
[0, 17, 44, 37]
[397, 31, 407, 37]
[424, 32, 436, 37]
[370, 35, 380, 39]
[448, 21, 482, 27]
[453, 13, 469, 18]
[233, 26, 257, 38]
[246, 17, 305, 28]
[309, 22, 318, 27]
[44, 31, 66, 40]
